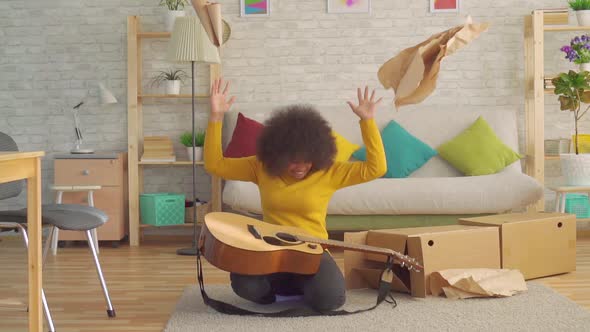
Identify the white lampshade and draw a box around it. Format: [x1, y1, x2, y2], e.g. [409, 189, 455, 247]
[168, 16, 220, 63]
[98, 82, 117, 105]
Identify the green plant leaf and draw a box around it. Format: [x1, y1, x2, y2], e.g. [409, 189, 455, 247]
[558, 95, 575, 111]
[554, 85, 571, 96]
[159, 0, 188, 10]
[180, 131, 206, 147]
[150, 69, 189, 87]
[569, 0, 590, 11]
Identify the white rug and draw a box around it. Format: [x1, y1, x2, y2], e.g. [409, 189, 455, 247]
[164, 283, 590, 332]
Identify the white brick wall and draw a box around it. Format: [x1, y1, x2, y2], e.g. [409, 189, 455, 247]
[1, 1, 588, 222]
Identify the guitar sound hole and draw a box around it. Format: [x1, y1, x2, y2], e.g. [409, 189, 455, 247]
[275, 232, 298, 242]
[263, 236, 295, 247]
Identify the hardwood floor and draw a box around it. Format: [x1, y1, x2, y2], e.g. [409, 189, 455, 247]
[0, 234, 589, 332]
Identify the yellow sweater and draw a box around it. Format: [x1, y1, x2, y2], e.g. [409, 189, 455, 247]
[204, 118, 386, 239]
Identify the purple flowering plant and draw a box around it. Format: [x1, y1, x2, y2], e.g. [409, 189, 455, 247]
[561, 35, 590, 64]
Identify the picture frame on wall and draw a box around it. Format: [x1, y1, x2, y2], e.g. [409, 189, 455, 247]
[240, 0, 270, 17]
[327, 0, 371, 14]
[430, 0, 460, 13]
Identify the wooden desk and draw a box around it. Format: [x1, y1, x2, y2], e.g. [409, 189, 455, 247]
[0, 151, 44, 332]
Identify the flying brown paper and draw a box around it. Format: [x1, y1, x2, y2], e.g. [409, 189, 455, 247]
[430, 268, 528, 300]
[191, 0, 223, 46]
[378, 16, 489, 108]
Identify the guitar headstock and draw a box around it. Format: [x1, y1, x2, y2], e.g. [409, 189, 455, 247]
[391, 252, 423, 272]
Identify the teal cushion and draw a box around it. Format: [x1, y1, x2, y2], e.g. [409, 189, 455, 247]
[353, 120, 437, 178]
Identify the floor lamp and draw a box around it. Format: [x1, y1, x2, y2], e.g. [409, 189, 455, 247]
[168, 16, 220, 256]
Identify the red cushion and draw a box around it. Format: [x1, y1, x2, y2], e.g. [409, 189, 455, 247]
[224, 113, 264, 158]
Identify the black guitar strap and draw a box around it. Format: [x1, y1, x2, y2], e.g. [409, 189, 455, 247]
[195, 248, 397, 317]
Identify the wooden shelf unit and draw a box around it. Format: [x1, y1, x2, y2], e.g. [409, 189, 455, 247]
[543, 25, 590, 32]
[127, 16, 223, 246]
[524, 10, 590, 212]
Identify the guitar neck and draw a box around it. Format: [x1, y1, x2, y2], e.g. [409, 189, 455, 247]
[296, 234, 393, 257]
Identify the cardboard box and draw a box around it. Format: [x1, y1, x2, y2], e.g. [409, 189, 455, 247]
[344, 225, 501, 298]
[459, 212, 576, 280]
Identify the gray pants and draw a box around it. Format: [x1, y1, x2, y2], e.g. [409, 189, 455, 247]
[230, 252, 346, 311]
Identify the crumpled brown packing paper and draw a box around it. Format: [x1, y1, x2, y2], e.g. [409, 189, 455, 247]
[378, 16, 489, 108]
[430, 268, 528, 300]
[191, 0, 223, 46]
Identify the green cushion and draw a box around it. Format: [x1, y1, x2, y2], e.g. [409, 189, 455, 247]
[437, 116, 522, 176]
[353, 120, 437, 178]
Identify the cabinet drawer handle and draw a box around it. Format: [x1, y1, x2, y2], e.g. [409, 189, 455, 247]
[82, 170, 90, 176]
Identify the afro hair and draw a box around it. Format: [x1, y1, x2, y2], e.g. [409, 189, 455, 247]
[256, 104, 337, 177]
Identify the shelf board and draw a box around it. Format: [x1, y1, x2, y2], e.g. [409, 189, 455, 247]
[138, 32, 171, 38]
[139, 161, 205, 166]
[544, 25, 590, 32]
[139, 94, 209, 99]
[578, 218, 590, 223]
[545, 155, 561, 160]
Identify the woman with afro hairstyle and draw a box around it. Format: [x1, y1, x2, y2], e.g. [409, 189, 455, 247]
[204, 78, 386, 312]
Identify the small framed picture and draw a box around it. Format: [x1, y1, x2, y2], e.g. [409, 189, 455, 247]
[327, 0, 371, 14]
[240, 0, 270, 17]
[430, 0, 460, 13]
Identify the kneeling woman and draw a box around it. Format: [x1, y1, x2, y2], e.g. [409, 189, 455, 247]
[204, 78, 386, 311]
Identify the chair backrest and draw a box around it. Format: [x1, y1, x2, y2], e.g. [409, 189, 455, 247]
[0, 132, 23, 200]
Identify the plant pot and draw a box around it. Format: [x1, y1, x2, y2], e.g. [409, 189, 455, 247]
[560, 153, 590, 185]
[576, 10, 590, 26]
[165, 10, 186, 31]
[166, 80, 181, 95]
[186, 146, 203, 161]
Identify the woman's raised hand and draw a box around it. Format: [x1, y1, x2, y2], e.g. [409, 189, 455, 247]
[347, 86, 383, 120]
[210, 77, 236, 122]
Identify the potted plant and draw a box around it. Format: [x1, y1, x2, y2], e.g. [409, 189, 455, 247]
[560, 34, 590, 71]
[569, 0, 590, 26]
[551, 70, 590, 185]
[150, 69, 188, 95]
[181, 130, 206, 161]
[160, 0, 189, 31]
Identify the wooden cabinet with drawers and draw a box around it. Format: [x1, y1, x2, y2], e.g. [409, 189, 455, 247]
[53, 152, 128, 243]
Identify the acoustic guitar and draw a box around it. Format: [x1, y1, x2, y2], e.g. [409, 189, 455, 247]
[199, 212, 423, 275]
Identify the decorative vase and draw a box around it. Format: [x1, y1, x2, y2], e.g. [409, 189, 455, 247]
[580, 62, 590, 72]
[576, 10, 590, 26]
[560, 153, 590, 185]
[165, 80, 181, 95]
[165, 10, 185, 32]
[186, 146, 203, 161]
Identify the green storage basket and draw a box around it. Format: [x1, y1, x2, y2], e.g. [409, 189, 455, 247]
[565, 194, 590, 219]
[140, 193, 186, 226]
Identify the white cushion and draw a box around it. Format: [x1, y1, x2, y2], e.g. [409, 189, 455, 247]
[222, 169, 543, 215]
